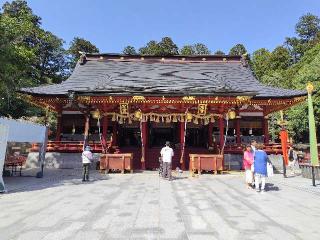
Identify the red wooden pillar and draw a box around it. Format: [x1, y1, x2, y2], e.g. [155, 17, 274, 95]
[84, 114, 90, 147]
[219, 116, 224, 151]
[208, 122, 213, 147]
[141, 121, 148, 170]
[55, 112, 62, 141]
[235, 110, 241, 145]
[263, 117, 269, 144]
[180, 121, 186, 170]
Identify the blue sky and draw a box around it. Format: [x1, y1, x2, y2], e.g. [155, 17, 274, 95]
[1, 0, 320, 54]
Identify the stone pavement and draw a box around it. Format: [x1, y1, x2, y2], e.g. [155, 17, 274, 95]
[0, 169, 320, 240]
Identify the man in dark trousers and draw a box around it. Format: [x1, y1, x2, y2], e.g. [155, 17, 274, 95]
[160, 141, 174, 181]
[82, 146, 93, 182]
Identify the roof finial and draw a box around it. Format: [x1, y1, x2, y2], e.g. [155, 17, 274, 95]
[241, 53, 249, 67]
[79, 51, 87, 65]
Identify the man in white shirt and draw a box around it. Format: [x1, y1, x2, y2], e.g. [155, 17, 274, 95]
[82, 146, 93, 182]
[160, 141, 174, 180]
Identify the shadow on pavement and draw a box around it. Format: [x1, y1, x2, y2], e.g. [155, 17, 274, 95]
[265, 183, 280, 192]
[2, 168, 111, 194]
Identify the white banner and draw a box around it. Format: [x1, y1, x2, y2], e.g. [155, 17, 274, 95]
[0, 124, 9, 192]
[0, 118, 45, 143]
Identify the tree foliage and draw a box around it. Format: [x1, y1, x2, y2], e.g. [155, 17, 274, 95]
[214, 50, 225, 55]
[179, 43, 211, 55]
[122, 45, 137, 55]
[180, 45, 195, 55]
[229, 43, 247, 55]
[295, 13, 320, 41]
[68, 37, 99, 69]
[139, 37, 178, 56]
[0, 1, 96, 120]
[251, 13, 320, 142]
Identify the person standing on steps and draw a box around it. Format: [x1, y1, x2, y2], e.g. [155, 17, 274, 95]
[160, 141, 174, 181]
[82, 145, 93, 182]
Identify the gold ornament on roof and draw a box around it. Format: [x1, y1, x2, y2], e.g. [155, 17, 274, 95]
[182, 96, 196, 101]
[132, 96, 146, 101]
[236, 96, 252, 102]
[78, 96, 91, 102]
[306, 82, 314, 94]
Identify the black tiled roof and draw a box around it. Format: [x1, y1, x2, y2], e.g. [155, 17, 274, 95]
[20, 55, 306, 98]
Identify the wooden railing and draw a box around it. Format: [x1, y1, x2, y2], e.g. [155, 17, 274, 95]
[31, 141, 285, 155]
[223, 144, 284, 154]
[31, 141, 118, 153]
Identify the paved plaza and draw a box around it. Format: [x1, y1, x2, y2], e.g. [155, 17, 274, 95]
[1, 169, 320, 240]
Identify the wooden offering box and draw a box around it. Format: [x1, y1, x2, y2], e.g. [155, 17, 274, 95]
[189, 154, 224, 175]
[100, 153, 133, 173]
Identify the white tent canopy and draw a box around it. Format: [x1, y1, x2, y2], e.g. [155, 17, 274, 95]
[0, 118, 47, 193]
[0, 118, 46, 142]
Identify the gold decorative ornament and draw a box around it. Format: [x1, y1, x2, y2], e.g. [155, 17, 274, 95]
[186, 112, 193, 122]
[236, 96, 252, 102]
[132, 96, 146, 101]
[91, 109, 101, 119]
[77, 96, 91, 103]
[119, 103, 129, 116]
[306, 82, 314, 94]
[182, 96, 196, 101]
[227, 110, 236, 120]
[198, 104, 207, 116]
[134, 110, 142, 120]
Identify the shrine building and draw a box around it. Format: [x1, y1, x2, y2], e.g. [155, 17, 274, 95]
[19, 53, 306, 170]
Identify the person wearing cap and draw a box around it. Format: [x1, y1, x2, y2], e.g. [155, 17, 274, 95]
[82, 145, 93, 182]
[160, 141, 174, 181]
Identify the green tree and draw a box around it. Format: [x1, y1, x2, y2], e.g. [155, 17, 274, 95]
[180, 45, 195, 55]
[295, 13, 320, 41]
[158, 37, 179, 55]
[139, 40, 160, 55]
[286, 43, 320, 141]
[123, 45, 137, 55]
[229, 44, 247, 55]
[193, 43, 211, 55]
[0, 0, 69, 118]
[251, 48, 271, 80]
[214, 50, 225, 55]
[68, 37, 99, 69]
[269, 46, 291, 71]
[180, 43, 211, 55]
[0, 0, 37, 117]
[139, 37, 179, 56]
